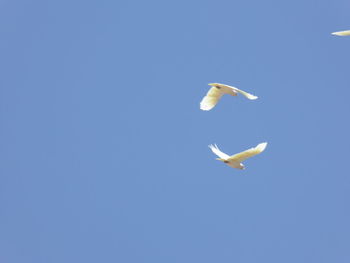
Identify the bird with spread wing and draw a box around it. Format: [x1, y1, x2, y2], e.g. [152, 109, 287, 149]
[209, 142, 267, 170]
[200, 83, 258, 111]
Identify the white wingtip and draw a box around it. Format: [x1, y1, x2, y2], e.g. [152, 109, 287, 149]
[247, 94, 258, 100]
[256, 142, 268, 152]
[200, 104, 211, 111]
[331, 30, 350, 36]
[208, 144, 216, 150]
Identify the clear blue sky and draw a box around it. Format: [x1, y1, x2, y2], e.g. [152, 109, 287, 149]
[1, 0, 350, 262]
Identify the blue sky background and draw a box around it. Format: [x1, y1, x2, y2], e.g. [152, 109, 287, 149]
[1, 0, 350, 262]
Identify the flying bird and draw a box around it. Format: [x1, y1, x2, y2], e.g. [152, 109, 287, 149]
[331, 30, 350, 36]
[200, 83, 258, 111]
[209, 142, 267, 170]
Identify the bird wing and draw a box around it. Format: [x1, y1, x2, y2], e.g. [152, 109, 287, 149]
[208, 144, 230, 160]
[332, 30, 350, 36]
[200, 87, 225, 111]
[209, 83, 258, 100]
[227, 142, 267, 163]
[231, 87, 258, 100]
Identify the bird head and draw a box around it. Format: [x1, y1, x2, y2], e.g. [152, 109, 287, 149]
[208, 83, 222, 89]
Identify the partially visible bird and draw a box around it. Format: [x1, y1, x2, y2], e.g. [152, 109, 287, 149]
[331, 30, 350, 36]
[209, 142, 267, 170]
[200, 83, 258, 111]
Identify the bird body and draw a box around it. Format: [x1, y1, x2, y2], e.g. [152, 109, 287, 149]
[209, 142, 267, 170]
[331, 30, 350, 36]
[200, 83, 257, 111]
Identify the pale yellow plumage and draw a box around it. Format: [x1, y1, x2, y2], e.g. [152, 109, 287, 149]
[200, 83, 257, 111]
[200, 87, 225, 111]
[331, 30, 350, 36]
[209, 142, 267, 170]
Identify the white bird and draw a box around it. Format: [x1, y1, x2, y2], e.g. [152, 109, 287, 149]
[331, 30, 350, 36]
[209, 142, 267, 170]
[200, 83, 258, 111]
